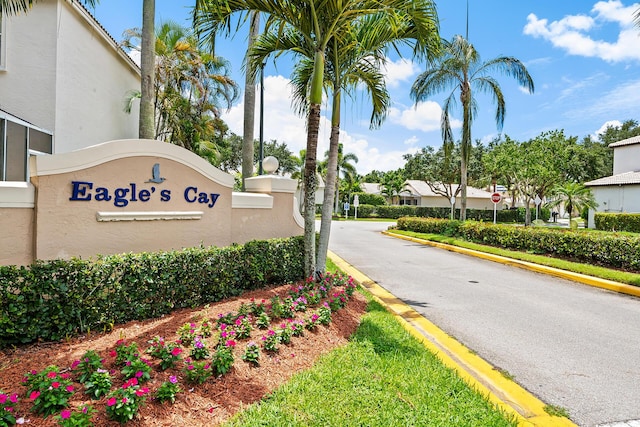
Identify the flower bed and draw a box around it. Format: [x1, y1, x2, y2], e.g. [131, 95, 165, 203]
[0, 274, 365, 426]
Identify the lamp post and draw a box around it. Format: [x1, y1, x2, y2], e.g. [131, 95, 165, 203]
[259, 62, 265, 175]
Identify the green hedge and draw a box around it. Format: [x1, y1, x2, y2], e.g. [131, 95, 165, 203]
[351, 192, 386, 206]
[345, 204, 549, 223]
[595, 213, 640, 233]
[397, 217, 640, 272]
[0, 236, 304, 348]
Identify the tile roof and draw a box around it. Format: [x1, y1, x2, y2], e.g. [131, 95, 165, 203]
[608, 135, 640, 148]
[585, 171, 640, 186]
[404, 180, 494, 198]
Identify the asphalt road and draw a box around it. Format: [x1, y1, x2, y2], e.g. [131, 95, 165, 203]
[327, 220, 640, 427]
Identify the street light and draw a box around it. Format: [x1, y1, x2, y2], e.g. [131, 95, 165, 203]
[259, 62, 265, 175]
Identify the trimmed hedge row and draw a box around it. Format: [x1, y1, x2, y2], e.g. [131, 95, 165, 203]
[595, 213, 640, 233]
[0, 236, 304, 348]
[396, 217, 640, 272]
[348, 205, 550, 223]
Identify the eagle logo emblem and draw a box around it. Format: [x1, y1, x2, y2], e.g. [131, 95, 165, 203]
[146, 163, 166, 183]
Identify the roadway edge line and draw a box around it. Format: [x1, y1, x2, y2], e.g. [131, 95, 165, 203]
[383, 230, 640, 299]
[328, 250, 577, 427]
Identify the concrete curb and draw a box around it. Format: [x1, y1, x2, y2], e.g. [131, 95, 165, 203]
[383, 231, 640, 299]
[328, 250, 577, 427]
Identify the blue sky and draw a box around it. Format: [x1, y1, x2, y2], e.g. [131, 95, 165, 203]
[91, 1, 640, 174]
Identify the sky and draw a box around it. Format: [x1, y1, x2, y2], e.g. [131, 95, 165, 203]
[90, 0, 640, 175]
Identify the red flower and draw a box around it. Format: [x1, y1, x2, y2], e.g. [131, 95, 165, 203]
[47, 371, 57, 379]
[107, 397, 117, 406]
[51, 382, 60, 389]
[109, 350, 117, 358]
[29, 391, 40, 400]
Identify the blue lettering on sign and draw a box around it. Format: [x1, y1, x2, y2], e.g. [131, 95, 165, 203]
[184, 186, 220, 208]
[69, 181, 218, 208]
[69, 181, 93, 201]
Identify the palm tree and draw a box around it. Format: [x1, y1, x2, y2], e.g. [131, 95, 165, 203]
[139, 0, 155, 139]
[320, 143, 358, 214]
[248, 7, 439, 274]
[410, 35, 534, 221]
[242, 12, 260, 190]
[194, 0, 440, 277]
[380, 173, 408, 205]
[546, 182, 597, 220]
[123, 21, 238, 162]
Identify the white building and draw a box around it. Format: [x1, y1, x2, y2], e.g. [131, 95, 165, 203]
[585, 135, 640, 228]
[0, 0, 139, 185]
[361, 180, 501, 210]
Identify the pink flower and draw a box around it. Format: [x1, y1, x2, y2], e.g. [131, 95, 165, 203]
[0, 394, 6, 404]
[60, 409, 71, 419]
[169, 375, 178, 383]
[70, 360, 80, 369]
[9, 394, 18, 404]
[47, 371, 57, 379]
[109, 350, 117, 358]
[135, 371, 143, 378]
[187, 365, 194, 371]
[107, 397, 117, 406]
[60, 373, 70, 380]
[226, 340, 236, 348]
[121, 397, 128, 404]
[29, 391, 40, 400]
[135, 387, 149, 396]
[267, 330, 275, 336]
[51, 382, 60, 389]
[66, 385, 74, 393]
[171, 347, 182, 356]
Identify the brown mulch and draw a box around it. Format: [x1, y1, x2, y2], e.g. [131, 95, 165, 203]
[0, 284, 367, 426]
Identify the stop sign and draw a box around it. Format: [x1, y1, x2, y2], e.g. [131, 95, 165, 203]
[491, 192, 502, 204]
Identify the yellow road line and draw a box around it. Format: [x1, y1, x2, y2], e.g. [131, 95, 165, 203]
[329, 250, 577, 427]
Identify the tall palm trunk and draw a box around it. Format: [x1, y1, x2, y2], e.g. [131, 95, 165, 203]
[459, 80, 471, 221]
[139, 0, 155, 139]
[316, 86, 341, 275]
[242, 12, 259, 190]
[303, 50, 325, 278]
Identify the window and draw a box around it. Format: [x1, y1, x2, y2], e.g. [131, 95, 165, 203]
[0, 116, 53, 182]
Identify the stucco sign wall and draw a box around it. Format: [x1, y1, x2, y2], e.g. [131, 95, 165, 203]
[15, 139, 303, 263]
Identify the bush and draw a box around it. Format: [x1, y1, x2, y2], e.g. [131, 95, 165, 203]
[348, 204, 376, 218]
[0, 236, 305, 348]
[350, 192, 386, 206]
[595, 213, 640, 233]
[397, 217, 640, 272]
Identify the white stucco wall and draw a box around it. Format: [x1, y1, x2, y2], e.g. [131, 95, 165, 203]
[0, 2, 57, 131]
[0, 0, 139, 153]
[55, 2, 139, 152]
[612, 144, 640, 175]
[588, 184, 640, 228]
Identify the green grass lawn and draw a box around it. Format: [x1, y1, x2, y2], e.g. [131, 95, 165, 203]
[390, 229, 640, 286]
[223, 290, 517, 427]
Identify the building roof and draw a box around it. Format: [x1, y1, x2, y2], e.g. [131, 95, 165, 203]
[404, 180, 494, 199]
[608, 135, 640, 148]
[585, 171, 640, 187]
[361, 182, 382, 195]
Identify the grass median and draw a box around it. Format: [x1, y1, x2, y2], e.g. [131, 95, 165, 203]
[223, 287, 517, 427]
[389, 228, 640, 286]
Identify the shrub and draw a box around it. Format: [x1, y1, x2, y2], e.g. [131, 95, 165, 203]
[0, 236, 305, 348]
[397, 217, 640, 272]
[351, 192, 386, 206]
[595, 213, 640, 233]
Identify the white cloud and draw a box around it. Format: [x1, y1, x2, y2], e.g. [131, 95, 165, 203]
[523, 1, 640, 62]
[564, 78, 640, 122]
[404, 136, 419, 146]
[593, 119, 623, 138]
[220, 74, 405, 174]
[388, 101, 461, 133]
[382, 57, 420, 89]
